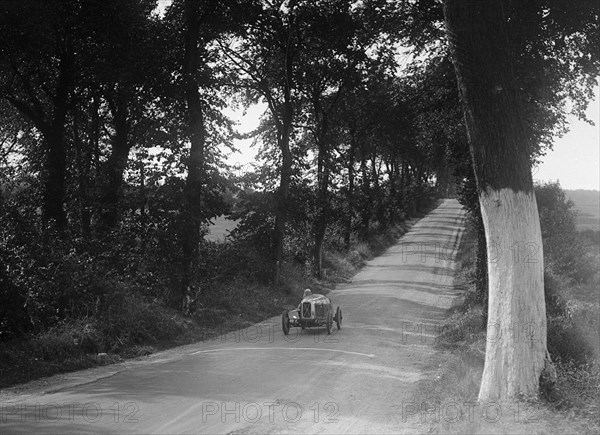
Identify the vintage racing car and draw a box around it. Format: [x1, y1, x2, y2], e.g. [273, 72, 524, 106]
[282, 289, 342, 335]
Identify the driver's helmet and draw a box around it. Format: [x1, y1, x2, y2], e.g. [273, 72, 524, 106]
[303, 288, 312, 299]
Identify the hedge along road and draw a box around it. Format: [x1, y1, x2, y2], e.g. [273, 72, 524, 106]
[1, 199, 466, 434]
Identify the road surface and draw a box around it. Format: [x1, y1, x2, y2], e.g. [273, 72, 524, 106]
[1, 199, 465, 434]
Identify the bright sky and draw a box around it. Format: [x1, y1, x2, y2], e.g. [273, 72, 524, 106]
[224, 104, 266, 170]
[154, 0, 171, 17]
[535, 86, 600, 190]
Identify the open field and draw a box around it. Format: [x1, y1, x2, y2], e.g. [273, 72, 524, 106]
[205, 215, 238, 242]
[206, 192, 600, 238]
[565, 190, 600, 230]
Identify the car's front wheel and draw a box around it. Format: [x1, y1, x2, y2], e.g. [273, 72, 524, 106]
[335, 307, 342, 330]
[282, 310, 290, 336]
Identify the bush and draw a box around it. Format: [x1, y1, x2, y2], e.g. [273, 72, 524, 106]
[0, 319, 110, 388]
[536, 181, 595, 283]
[98, 292, 184, 352]
[551, 359, 600, 428]
[547, 316, 596, 366]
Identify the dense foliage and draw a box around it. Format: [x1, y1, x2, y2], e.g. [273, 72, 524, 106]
[0, 0, 449, 342]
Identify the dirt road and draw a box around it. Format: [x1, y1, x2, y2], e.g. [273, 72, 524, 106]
[1, 199, 465, 434]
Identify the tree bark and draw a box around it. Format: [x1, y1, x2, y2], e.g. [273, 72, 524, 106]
[399, 160, 406, 216]
[371, 152, 385, 227]
[181, 0, 206, 304]
[89, 92, 102, 223]
[43, 128, 67, 229]
[43, 37, 73, 230]
[475, 209, 488, 313]
[359, 142, 371, 238]
[272, 23, 295, 285]
[272, 116, 292, 285]
[313, 140, 330, 279]
[444, 0, 550, 401]
[311, 93, 335, 279]
[389, 160, 395, 222]
[100, 89, 132, 231]
[344, 134, 356, 250]
[72, 112, 91, 236]
[139, 159, 147, 250]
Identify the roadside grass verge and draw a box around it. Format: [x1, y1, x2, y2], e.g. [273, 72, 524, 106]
[0, 201, 438, 389]
[415, 221, 600, 434]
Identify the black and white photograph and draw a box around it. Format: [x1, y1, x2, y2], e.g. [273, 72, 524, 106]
[1, 0, 598, 433]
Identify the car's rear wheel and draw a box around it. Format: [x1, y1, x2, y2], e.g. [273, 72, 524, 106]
[282, 310, 290, 336]
[326, 311, 333, 335]
[335, 307, 342, 330]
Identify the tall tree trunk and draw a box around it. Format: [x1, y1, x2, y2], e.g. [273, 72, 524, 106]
[311, 92, 334, 279]
[313, 144, 330, 279]
[359, 143, 370, 238]
[139, 159, 147, 250]
[101, 91, 132, 231]
[272, 24, 295, 285]
[181, 0, 206, 304]
[475, 206, 488, 315]
[387, 158, 397, 224]
[43, 36, 74, 230]
[89, 92, 102, 224]
[43, 128, 67, 229]
[273, 118, 292, 284]
[72, 113, 91, 236]
[344, 136, 356, 250]
[371, 152, 385, 228]
[444, 0, 551, 401]
[399, 160, 406, 216]
[404, 162, 417, 217]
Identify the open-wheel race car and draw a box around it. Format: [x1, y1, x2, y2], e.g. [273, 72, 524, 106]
[282, 289, 342, 335]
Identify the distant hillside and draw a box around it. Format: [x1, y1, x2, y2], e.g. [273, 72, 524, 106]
[565, 189, 600, 231]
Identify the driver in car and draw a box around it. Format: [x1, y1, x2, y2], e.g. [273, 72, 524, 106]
[299, 288, 312, 313]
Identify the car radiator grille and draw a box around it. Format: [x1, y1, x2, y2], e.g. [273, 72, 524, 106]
[302, 302, 311, 318]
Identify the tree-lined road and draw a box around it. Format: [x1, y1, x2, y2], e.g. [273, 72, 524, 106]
[1, 199, 465, 434]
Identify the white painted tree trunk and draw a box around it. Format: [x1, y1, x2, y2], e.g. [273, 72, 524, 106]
[478, 188, 547, 402]
[443, 0, 553, 401]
